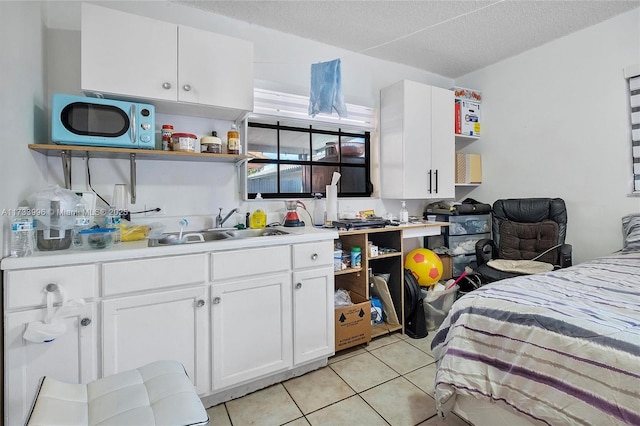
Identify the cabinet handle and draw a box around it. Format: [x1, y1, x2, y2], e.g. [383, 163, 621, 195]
[311, 253, 318, 261]
[196, 299, 205, 308]
[183, 84, 192, 92]
[213, 297, 221, 304]
[162, 82, 172, 90]
[434, 169, 439, 193]
[80, 318, 91, 327]
[428, 170, 433, 194]
[296, 283, 302, 289]
[45, 283, 58, 292]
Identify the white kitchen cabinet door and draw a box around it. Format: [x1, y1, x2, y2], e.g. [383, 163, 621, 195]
[292, 267, 335, 365]
[102, 286, 210, 394]
[380, 80, 455, 199]
[5, 303, 97, 426]
[178, 26, 253, 111]
[212, 273, 292, 390]
[81, 3, 177, 101]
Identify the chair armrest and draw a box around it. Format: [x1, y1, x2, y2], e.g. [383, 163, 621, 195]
[559, 243, 572, 268]
[475, 238, 497, 267]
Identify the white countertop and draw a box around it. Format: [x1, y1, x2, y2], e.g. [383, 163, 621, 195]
[1, 226, 339, 271]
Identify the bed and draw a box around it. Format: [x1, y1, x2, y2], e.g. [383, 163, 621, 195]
[431, 250, 640, 426]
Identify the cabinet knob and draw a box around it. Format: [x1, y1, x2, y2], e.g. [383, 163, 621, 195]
[311, 253, 318, 260]
[295, 283, 302, 289]
[162, 82, 172, 90]
[45, 283, 58, 292]
[183, 84, 192, 92]
[80, 318, 91, 327]
[196, 299, 205, 308]
[213, 297, 221, 304]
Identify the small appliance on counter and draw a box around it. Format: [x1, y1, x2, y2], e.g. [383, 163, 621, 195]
[28, 185, 82, 251]
[283, 200, 305, 227]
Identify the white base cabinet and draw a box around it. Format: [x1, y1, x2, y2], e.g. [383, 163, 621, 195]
[102, 286, 210, 394]
[5, 303, 98, 425]
[212, 273, 293, 390]
[2, 235, 335, 426]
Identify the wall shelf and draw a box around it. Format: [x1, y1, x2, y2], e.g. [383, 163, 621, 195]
[455, 134, 480, 143]
[28, 144, 253, 203]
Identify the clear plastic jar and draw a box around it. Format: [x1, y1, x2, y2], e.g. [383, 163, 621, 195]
[171, 133, 197, 152]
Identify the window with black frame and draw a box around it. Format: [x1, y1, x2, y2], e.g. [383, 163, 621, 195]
[246, 120, 372, 199]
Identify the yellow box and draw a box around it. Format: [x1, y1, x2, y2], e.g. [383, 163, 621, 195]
[455, 153, 482, 184]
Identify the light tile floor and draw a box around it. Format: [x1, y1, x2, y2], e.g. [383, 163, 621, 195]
[206, 332, 472, 426]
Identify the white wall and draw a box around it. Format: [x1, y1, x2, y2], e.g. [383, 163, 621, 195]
[0, 2, 49, 257]
[38, 0, 453, 232]
[454, 7, 640, 263]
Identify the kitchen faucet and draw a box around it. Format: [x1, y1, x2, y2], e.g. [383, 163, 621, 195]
[216, 207, 239, 228]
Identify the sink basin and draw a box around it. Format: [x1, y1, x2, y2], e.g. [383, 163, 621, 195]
[149, 230, 231, 246]
[148, 228, 291, 246]
[225, 228, 291, 238]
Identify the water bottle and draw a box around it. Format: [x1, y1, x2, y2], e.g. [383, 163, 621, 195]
[10, 210, 35, 257]
[399, 200, 409, 223]
[72, 201, 92, 247]
[104, 207, 121, 244]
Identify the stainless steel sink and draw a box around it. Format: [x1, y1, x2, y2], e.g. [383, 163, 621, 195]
[148, 228, 290, 246]
[225, 228, 290, 238]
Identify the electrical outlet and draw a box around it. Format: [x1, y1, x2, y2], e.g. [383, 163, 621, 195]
[144, 205, 166, 216]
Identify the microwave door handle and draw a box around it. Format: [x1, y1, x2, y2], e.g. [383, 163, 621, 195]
[130, 104, 136, 144]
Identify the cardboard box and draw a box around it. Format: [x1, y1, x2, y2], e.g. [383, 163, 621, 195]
[451, 87, 482, 102]
[335, 291, 371, 351]
[456, 100, 481, 136]
[439, 254, 453, 280]
[455, 153, 482, 184]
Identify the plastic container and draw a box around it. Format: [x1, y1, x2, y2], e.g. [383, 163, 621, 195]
[351, 247, 362, 267]
[399, 200, 409, 223]
[200, 131, 222, 153]
[421, 285, 459, 331]
[171, 132, 197, 152]
[313, 193, 326, 226]
[161, 124, 174, 151]
[249, 209, 266, 229]
[75, 228, 116, 250]
[104, 208, 122, 244]
[227, 124, 240, 155]
[10, 212, 35, 257]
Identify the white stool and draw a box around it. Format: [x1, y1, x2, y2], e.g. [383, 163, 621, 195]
[26, 360, 209, 426]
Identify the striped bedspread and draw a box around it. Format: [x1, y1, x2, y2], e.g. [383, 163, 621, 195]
[431, 251, 640, 426]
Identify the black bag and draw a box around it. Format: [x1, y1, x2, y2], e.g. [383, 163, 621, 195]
[404, 269, 428, 339]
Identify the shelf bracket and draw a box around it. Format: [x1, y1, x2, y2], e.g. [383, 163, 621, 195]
[61, 150, 72, 189]
[129, 153, 137, 204]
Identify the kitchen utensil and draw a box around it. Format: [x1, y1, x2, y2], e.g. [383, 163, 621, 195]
[283, 200, 305, 227]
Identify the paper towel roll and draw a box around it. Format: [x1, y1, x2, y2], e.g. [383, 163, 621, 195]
[23, 284, 85, 343]
[325, 185, 338, 224]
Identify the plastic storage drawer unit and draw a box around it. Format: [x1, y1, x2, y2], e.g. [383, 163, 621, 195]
[448, 233, 490, 255]
[448, 214, 490, 236]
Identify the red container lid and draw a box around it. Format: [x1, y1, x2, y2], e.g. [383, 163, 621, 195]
[172, 133, 197, 139]
[161, 124, 174, 129]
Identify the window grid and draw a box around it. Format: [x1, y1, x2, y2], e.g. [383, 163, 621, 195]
[247, 121, 372, 199]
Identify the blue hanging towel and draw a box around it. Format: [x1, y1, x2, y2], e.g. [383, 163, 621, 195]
[309, 58, 348, 118]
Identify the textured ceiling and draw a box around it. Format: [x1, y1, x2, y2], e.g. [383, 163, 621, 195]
[175, 0, 640, 78]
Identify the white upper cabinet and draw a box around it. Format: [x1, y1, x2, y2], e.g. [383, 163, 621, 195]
[81, 4, 254, 121]
[380, 80, 455, 199]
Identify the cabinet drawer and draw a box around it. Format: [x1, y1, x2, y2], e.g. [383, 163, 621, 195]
[102, 254, 208, 296]
[5, 265, 98, 310]
[448, 214, 491, 235]
[293, 241, 333, 269]
[448, 233, 490, 254]
[212, 245, 290, 281]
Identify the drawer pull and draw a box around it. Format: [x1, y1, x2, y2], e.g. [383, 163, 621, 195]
[311, 253, 318, 261]
[213, 297, 221, 304]
[80, 318, 91, 327]
[295, 283, 302, 289]
[162, 82, 172, 90]
[196, 299, 205, 308]
[183, 84, 192, 92]
[45, 283, 59, 292]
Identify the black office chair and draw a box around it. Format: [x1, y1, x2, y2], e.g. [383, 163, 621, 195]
[475, 198, 573, 283]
